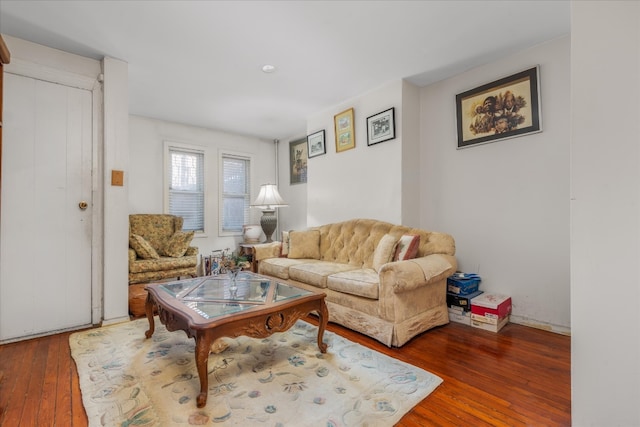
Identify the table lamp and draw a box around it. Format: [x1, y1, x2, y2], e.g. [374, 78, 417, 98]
[251, 184, 288, 242]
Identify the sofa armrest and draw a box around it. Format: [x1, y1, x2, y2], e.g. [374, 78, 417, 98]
[128, 248, 137, 263]
[253, 242, 282, 261]
[379, 254, 457, 294]
[185, 246, 199, 256]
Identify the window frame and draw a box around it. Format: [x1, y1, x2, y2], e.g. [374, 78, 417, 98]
[163, 140, 206, 235]
[218, 149, 253, 237]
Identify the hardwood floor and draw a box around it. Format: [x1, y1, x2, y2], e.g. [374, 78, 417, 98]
[0, 318, 570, 426]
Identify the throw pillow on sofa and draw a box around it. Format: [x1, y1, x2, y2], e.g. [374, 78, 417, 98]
[372, 234, 398, 272]
[130, 234, 160, 260]
[394, 234, 420, 261]
[288, 230, 320, 259]
[161, 231, 195, 257]
[281, 230, 290, 257]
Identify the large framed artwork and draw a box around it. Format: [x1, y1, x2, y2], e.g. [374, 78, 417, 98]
[289, 138, 307, 184]
[366, 107, 395, 146]
[456, 66, 541, 149]
[334, 108, 355, 152]
[307, 129, 326, 158]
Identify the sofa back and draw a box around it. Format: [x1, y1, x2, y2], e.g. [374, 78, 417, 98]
[315, 218, 455, 269]
[129, 214, 183, 251]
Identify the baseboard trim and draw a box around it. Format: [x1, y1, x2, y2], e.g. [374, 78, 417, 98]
[101, 316, 131, 327]
[510, 315, 571, 336]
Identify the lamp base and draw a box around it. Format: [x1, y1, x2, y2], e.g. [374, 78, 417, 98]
[260, 209, 277, 243]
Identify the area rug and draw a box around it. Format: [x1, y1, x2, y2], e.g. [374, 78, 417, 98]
[70, 318, 442, 426]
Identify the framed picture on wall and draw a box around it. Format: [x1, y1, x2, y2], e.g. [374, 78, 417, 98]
[456, 66, 541, 149]
[334, 108, 355, 152]
[307, 129, 326, 158]
[366, 107, 396, 146]
[289, 137, 308, 184]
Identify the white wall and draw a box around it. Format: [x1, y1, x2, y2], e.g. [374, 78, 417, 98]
[102, 57, 130, 323]
[401, 81, 421, 227]
[303, 80, 404, 227]
[420, 37, 571, 333]
[128, 115, 277, 259]
[276, 136, 308, 234]
[571, 2, 640, 425]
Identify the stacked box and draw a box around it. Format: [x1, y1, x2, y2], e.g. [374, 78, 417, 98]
[471, 315, 509, 332]
[448, 308, 471, 325]
[470, 293, 512, 332]
[447, 273, 481, 295]
[447, 273, 482, 325]
[447, 289, 483, 313]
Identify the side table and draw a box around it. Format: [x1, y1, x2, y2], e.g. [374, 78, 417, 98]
[238, 243, 259, 272]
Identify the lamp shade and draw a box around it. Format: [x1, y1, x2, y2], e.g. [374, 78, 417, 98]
[251, 184, 288, 209]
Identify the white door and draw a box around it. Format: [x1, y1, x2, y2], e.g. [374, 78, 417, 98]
[0, 72, 93, 341]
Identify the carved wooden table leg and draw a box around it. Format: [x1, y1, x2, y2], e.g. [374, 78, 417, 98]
[194, 331, 215, 408]
[144, 291, 156, 339]
[316, 299, 329, 353]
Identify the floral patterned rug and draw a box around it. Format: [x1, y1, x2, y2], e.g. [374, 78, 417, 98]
[70, 318, 442, 426]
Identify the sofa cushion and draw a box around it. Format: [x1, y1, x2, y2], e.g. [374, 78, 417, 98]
[288, 230, 321, 259]
[161, 231, 195, 257]
[394, 234, 420, 261]
[259, 257, 318, 280]
[289, 261, 359, 288]
[372, 234, 398, 272]
[129, 234, 160, 260]
[327, 268, 380, 299]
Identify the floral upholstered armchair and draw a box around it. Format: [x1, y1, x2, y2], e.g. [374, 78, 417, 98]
[128, 214, 198, 285]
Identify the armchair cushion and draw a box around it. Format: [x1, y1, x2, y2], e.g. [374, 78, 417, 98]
[161, 231, 195, 257]
[129, 234, 160, 260]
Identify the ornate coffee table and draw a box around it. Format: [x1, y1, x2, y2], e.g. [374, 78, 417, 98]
[144, 271, 328, 407]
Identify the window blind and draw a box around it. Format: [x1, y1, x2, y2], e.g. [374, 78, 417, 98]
[168, 147, 204, 232]
[221, 155, 250, 233]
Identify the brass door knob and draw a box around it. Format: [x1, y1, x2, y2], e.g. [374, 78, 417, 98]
[79, 201, 88, 210]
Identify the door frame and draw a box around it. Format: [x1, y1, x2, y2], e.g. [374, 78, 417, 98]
[4, 58, 104, 324]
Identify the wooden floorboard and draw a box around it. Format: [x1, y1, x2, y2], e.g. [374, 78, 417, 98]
[0, 318, 571, 426]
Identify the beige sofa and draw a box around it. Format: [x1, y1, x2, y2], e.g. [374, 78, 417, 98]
[253, 218, 457, 347]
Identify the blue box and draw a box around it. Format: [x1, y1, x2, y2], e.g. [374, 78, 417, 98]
[447, 290, 484, 311]
[447, 274, 481, 295]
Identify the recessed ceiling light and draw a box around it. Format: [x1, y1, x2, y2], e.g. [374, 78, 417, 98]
[262, 64, 277, 73]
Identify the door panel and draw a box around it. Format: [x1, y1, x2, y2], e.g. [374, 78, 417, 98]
[0, 73, 92, 341]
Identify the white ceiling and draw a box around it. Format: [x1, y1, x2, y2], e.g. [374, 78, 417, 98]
[0, 1, 570, 141]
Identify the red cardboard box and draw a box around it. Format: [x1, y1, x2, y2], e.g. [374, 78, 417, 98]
[471, 293, 512, 319]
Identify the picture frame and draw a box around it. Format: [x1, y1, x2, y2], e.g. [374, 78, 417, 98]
[307, 129, 326, 158]
[456, 66, 541, 149]
[366, 107, 396, 146]
[334, 108, 355, 152]
[289, 137, 307, 184]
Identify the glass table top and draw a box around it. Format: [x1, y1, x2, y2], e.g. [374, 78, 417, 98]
[156, 271, 312, 319]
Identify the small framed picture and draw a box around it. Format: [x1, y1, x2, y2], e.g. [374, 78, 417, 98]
[366, 107, 396, 146]
[456, 66, 541, 149]
[334, 108, 355, 152]
[307, 129, 326, 158]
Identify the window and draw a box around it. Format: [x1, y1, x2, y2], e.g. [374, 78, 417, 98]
[166, 145, 204, 232]
[220, 153, 250, 235]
